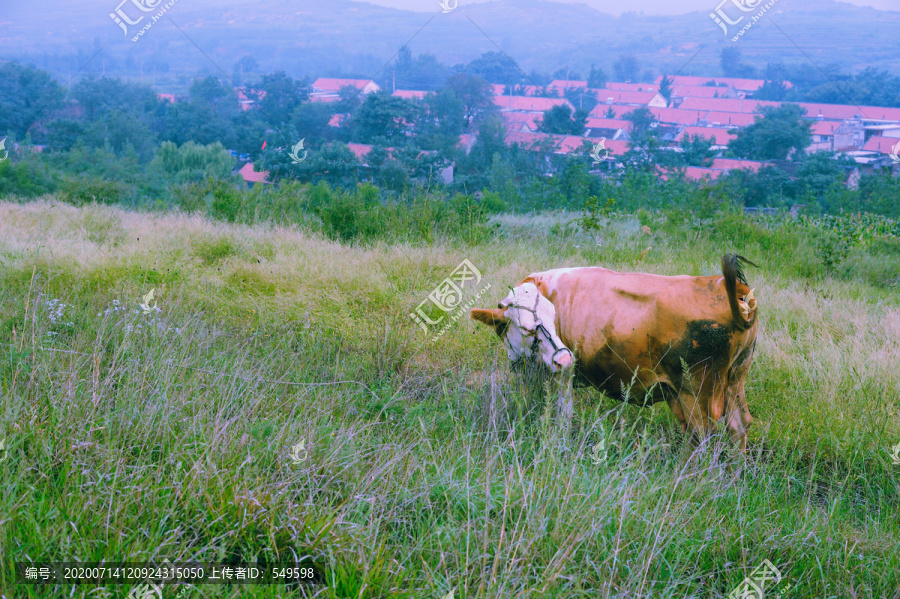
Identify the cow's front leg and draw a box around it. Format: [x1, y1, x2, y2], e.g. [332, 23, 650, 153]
[552, 365, 575, 430]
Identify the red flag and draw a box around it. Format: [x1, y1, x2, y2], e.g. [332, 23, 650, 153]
[261, 140, 267, 150]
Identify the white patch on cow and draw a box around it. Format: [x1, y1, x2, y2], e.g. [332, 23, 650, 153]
[500, 283, 573, 372]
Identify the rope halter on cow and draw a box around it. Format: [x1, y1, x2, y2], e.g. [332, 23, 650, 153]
[501, 289, 575, 368]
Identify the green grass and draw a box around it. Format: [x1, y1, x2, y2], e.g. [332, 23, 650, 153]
[0, 198, 899, 598]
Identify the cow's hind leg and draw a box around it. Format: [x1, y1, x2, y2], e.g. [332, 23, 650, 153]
[725, 345, 755, 454]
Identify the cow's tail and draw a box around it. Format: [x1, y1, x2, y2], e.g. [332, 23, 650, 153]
[722, 254, 758, 331]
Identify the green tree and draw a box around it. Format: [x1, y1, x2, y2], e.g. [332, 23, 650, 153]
[250, 71, 310, 125]
[353, 92, 419, 143]
[0, 62, 64, 138]
[416, 88, 466, 153]
[587, 64, 607, 89]
[189, 76, 239, 119]
[292, 102, 337, 143]
[462, 52, 523, 86]
[622, 106, 657, 139]
[720, 48, 757, 78]
[613, 55, 640, 83]
[728, 104, 812, 160]
[679, 134, 716, 167]
[465, 116, 508, 175]
[445, 74, 497, 128]
[537, 104, 587, 135]
[69, 76, 160, 123]
[231, 55, 259, 87]
[658, 75, 674, 105]
[152, 141, 235, 183]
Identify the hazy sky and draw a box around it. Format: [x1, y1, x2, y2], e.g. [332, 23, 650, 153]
[366, 0, 898, 14]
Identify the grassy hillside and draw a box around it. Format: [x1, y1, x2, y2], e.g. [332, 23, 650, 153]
[1, 198, 899, 598]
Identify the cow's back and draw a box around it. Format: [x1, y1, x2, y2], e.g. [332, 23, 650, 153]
[523, 267, 752, 400]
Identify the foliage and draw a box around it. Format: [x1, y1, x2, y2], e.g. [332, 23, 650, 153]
[152, 141, 235, 183]
[578, 196, 616, 231]
[537, 104, 588, 135]
[728, 104, 813, 160]
[613, 55, 640, 83]
[0, 62, 64, 139]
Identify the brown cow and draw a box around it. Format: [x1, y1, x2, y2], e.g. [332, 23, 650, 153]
[471, 255, 759, 452]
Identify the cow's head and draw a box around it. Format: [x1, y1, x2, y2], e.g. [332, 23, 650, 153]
[470, 283, 574, 372]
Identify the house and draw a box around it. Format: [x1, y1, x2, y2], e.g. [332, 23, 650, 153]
[862, 135, 900, 155]
[584, 117, 632, 139]
[605, 82, 659, 93]
[657, 75, 772, 93]
[502, 131, 628, 157]
[328, 113, 349, 128]
[682, 166, 725, 181]
[157, 93, 176, 103]
[502, 112, 542, 133]
[676, 97, 780, 113]
[675, 126, 737, 148]
[798, 102, 900, 122]
[649, 107, 707, 126]
[494, 95, 575, 113]
[312, 78, 380, 96]
[808, 121, 841, 153]
[392, 90, 431, 100]
[594, 90, 668, 108]
[235, 87, 265, 111]
[670, 84, 738, 102]
[833, 120, 865, 151]
[238, 162, 270, 187]
[710, 158, 770, 172]
[702, 111, 756, 127]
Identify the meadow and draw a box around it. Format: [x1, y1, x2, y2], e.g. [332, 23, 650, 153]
[1, 194, 899, 598]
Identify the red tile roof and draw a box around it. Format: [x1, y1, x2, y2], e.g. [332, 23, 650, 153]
[710, 158, 769, 172]
[676, 126, 737, 145]
[585, 117, 633, 132]
[392, 90, 431, 99]
[502, 112, 542, 132]
[157, 93, 176, 103]
[810, 121, 840, 135]
[703, 111, 756, 127]
[594, 90, 661, 106]
[657, 75, 769, 92]
[649, 107, 706, 125]
[494, 95, 574, 113]
[346, 142, 373, 160]
[555, 135, 592, 153]
[238, 162, 270, 184]
[682, 167, 725, 181]
[588, 138, 630, 156]
[328, 113, 348, 127]
[862, 136, 900, 154]
[312, 78, 378, 92]
[587, 105, 633, 118]
[606, 82, 659, 93]
[677, 97, 781, 113]
[798, 103, 900, 122]
[671, 85, 734, 98]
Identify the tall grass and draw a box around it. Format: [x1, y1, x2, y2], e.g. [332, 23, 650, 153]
[0, 198, 898, 598]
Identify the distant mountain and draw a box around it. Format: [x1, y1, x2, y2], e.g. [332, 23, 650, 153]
[2, 0, 898, 91]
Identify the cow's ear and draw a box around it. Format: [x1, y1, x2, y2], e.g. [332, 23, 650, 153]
[470, 308, 509, 327]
